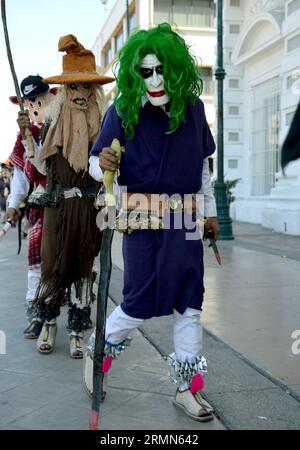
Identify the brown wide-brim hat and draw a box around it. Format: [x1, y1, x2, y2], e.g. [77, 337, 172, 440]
[43, 34, 114, 86]
[43, 72, 114, 85]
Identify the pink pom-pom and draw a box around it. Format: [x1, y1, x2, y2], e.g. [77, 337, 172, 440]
[190, 373, 205, 394]
[102, 355, 112, 373]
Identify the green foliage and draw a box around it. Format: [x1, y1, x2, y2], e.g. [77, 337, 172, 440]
[225, 178, 241, 204]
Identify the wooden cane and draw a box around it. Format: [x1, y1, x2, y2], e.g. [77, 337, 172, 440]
[0, 221, 12, 239]
[89, 139, 122, 430]
[1, 0, 35, 158]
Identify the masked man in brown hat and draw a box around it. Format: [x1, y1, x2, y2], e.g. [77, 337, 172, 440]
[17, 35, 114, 358]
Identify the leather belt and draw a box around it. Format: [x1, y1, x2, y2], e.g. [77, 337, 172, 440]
[121, 192, 198, 215]
[26, 185, 97, 209]
[54, 185, 97, 199]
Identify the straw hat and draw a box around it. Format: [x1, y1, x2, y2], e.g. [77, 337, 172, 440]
[43, 34, 114, 85]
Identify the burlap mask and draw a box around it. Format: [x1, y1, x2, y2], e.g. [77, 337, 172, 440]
[39, 84, 101, 172]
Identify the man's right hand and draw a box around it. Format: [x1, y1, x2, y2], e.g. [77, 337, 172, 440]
[5, 208, 19, 225]
[99, 147, 120, 173]
[17, 111, 30, 139]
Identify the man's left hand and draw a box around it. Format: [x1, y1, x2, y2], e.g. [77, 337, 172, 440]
[204, 217, 220, 241]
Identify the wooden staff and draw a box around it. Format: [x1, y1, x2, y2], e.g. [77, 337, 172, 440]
[0, 221, 12, 240]
[1, 0, 35, 158]
[89, 226, 114, 430]
[89, 139, 122, 430]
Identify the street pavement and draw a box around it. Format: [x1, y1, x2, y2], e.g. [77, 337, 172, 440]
[0, 221, 300, 429]
[0, 226, 224, 431]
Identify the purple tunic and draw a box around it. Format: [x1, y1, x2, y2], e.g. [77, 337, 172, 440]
[91, 99, 215, 319]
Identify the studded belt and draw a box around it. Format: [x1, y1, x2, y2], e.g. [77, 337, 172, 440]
[121, 192, 198, 215]
[113, 192, 204, 234]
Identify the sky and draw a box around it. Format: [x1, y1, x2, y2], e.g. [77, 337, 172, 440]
[0, 0, 115, 162]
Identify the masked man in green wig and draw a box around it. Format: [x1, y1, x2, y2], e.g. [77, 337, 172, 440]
[87, 23, 219, 422]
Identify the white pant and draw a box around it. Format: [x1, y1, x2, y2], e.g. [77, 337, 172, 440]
[106, 305, 203, 362]
[26, 267, 41, 303]
[70, 279, 91, 307]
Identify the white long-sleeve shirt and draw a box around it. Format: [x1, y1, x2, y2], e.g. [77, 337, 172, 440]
[8, 166, 30, 210]
[199, 158, 217, 217]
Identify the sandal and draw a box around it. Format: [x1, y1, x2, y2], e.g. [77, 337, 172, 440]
[37, 320, 57, 354]
[84, 318, 93, 330]
[193, 392, 214, 413]
[174, 388, 214, 422]
[23, 319, 43, 339]
[83, 351, 107, 402]
[70, 331, 84, 359]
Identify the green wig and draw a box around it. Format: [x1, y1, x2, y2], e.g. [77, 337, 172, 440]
[113, 23, 203, 140]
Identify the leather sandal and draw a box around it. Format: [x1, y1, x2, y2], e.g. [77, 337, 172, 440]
[193, 391, 214, 413]
[84, 318, 93, 330]
[37, 320, 57, 354]
[70, 331, 84, 359]
[174, 388, 214, 422]
[23, 319, 43, 339]
[83, 351, 107, 402]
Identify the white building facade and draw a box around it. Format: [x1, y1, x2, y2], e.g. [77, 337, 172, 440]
[223, 0, 300, 235]
[92, 0, 217, 127]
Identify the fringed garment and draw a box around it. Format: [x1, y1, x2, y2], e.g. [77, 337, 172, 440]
[34, 150, 101, 317]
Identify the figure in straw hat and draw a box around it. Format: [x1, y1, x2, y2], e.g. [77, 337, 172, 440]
[17, 35, 114, 358]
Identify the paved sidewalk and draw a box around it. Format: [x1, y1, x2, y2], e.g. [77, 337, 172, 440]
[203, 221, 300, 396]
[110, 221, 300, 429]
[1, 220, 300, 429]
[0, 228, 224, 430]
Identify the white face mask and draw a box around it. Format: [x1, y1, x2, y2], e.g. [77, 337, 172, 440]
[140, 54, 169, 107]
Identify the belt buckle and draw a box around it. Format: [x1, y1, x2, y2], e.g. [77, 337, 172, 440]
[75, 188, 82, 198]
[64, 187, 82, 199]
[168, 198, 183, 212]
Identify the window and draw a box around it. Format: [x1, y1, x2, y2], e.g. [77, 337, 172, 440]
[154, 0, 172, 23]
[230, 0, 240, 6]
[229, 78, 240, 89]
[286, 111, 295, 127]
[172, 0, 188, 26]
[228, 159, 238, 169]
[200, 67, 214, 96]
[190, 0, 215, 27]
[115, 28, 124, 53]
[287, 34, 300, 53]
[286, 72, 300, 90]
[104, 45, 112, 67]
[251, 77, 280, 196]
[229, 24, 240, 34]
[154, 0, 215, 28]
[228, 132, 239, 142]
[288, 0, 300, 15]
[229, 106, 239, 115]
[129, 12, 136, 34]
